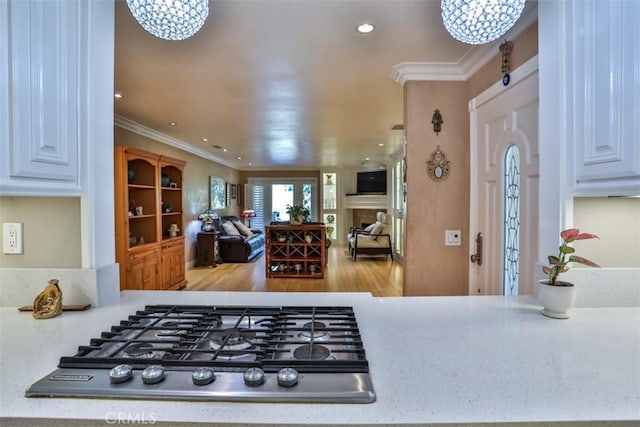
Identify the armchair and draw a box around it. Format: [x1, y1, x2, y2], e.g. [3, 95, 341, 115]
[347, 212, 393, 261]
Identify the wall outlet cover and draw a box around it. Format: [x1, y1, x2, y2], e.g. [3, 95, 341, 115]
[3, 222, 24, 254]
[445, 229, 462, 246]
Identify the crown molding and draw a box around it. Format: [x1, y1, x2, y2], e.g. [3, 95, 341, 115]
[391, 3, 538, 85]
[114, 115, 236, 169]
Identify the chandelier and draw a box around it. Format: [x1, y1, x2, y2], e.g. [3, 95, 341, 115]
[126, 0, 209, 41]
[441, 0, 525, 45]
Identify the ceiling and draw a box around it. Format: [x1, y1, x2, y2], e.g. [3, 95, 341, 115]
[113, 0, 534, 170]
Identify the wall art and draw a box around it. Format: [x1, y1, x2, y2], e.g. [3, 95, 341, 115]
[209, 176, 225, 210]
[426, 145, 450, 181]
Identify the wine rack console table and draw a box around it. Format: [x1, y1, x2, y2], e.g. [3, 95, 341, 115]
[265, 224, 326, 278]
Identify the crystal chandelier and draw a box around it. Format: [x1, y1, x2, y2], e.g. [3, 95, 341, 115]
[441, 0, 525, 45]
[126, 0, 209, 41]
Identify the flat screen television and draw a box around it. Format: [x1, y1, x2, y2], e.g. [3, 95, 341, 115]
[356, 170, 387, 194]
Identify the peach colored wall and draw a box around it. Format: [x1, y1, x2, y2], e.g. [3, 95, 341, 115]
[402, 22, 538, 296]
[403, 81, 469, 296]
[467, 22, 538, 99]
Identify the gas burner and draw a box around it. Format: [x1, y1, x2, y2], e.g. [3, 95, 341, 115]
[299, 321, 328, 339]
[122, 343, 158, 359]
[293, 344, 331, 360]
[155, 320, 188, 337]
[209, 329, 256, 359]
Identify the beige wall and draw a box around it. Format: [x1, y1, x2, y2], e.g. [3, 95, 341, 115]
[573, 197, 640, 268]
[403, 81, 469, 296]
[115, 127, 239, 264]
[0, 197, 82, 268]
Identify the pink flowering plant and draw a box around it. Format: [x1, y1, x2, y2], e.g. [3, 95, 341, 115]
[543, 228, 600, 285]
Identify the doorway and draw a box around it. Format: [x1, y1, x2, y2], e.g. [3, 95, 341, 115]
[469, 59, 539, 295]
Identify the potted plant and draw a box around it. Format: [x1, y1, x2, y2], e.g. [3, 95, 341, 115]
[539, 228, 600, 319]
[285, 204, 310, 225]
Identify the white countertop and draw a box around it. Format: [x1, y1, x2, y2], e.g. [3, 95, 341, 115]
[1, 291, 639, 426]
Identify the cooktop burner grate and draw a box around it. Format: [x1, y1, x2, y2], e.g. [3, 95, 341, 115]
[58, 305, 370, 373]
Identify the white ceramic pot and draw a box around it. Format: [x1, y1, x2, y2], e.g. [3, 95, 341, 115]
[537, 279, 576, 319]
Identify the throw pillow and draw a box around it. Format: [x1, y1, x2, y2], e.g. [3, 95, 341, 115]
[369, 223, 383, 236]
[358, 222, 383, 240]
[363, 223, 376, 233]
[234, 221, 254, 238]
[222, 221, 241, 236]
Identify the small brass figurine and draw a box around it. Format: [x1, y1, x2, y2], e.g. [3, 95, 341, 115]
[32, 279, 63, 319]
[431, 109, 443, 135]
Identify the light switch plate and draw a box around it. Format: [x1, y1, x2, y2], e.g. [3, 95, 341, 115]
[3, 222, 24, 254]
[445, 229, 461, 246]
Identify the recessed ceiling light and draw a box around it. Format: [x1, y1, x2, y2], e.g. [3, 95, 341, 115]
[114, 93, 123, 99]
[202, 137, 208, 142]
[248, 162, 253, 166]
[365, 157, 370, 161]
[237, 156, 242, 160]
[378, 143, 384, 147]
[356, 23, 375, 34]
[223, 148, 228, 152]
[169, 122, 177, 126]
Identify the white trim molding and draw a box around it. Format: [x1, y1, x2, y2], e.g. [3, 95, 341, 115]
[114, 115, 237, 169]
[391, 3, 537, 85]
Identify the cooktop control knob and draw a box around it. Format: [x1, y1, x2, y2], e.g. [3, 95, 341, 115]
[243, 367, 264, 386]
[192, 367, 216, 386]
[109, 364, 133, 384]
[141, 365, 165, 385]
[277, 367, 298, 387]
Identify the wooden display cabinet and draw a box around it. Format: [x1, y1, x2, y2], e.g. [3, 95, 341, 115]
[115, 146, 187, 291]
[265, 224, 326, 278]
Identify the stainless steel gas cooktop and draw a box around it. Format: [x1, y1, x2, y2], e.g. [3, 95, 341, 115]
[26, 305, 376, 403]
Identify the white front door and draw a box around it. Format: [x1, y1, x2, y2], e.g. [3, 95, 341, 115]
[469, 60, 539, 295]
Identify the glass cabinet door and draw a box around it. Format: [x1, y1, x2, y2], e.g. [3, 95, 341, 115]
[322, 172, 337, 240]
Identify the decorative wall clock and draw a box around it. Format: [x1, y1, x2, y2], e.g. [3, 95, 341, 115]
[426, 145, 450, 181]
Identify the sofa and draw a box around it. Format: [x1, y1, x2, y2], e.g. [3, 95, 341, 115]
[213, 216, 265, 263]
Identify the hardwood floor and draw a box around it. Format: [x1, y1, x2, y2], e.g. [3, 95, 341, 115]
[185, 244, 403, 297]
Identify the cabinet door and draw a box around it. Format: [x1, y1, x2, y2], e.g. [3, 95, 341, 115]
[129, 259, 160, 290]
[1, 1, 81, 195]
[127, 248, 160, 290]
[571, 1, 640, 194]
[196, 233, 217, 267]
[161, 240, 185, 290]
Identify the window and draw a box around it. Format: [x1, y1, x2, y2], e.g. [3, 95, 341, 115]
[503, 145, 520, 295]
[246, 177, 318, 229]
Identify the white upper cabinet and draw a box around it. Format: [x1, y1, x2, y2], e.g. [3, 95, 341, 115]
[0, 1, 81, 195]
[568, 0, 640, 195]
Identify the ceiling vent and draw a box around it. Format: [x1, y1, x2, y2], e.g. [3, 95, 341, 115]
[390, 123, 404, 131]
[211, 144, 224, 149]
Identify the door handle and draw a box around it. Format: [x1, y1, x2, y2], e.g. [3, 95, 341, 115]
[470, 232, 483, 265]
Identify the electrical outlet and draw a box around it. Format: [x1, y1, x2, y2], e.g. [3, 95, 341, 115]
[3, 223, 24, 254]
[445, 229, 461, 246]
